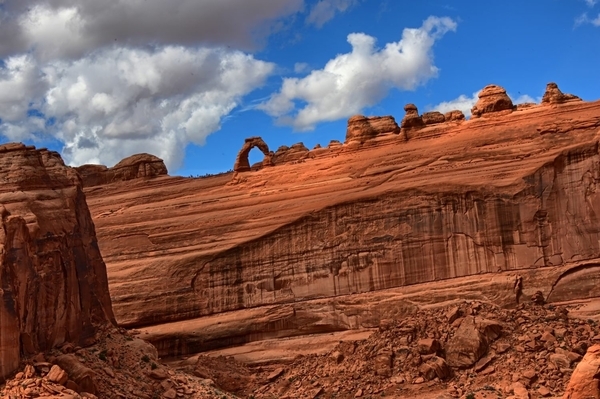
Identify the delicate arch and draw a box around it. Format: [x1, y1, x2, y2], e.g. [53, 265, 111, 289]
[233, 136, 273, 172]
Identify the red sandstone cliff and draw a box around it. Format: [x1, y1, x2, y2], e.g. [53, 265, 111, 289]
[80, 83, 600, 358]
[0, 143, 115, 381]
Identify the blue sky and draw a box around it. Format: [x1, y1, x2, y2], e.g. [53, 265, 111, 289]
[0, 0, 599, 176]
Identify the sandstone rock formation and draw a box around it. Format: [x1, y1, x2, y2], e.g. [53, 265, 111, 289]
[421, 111, 445, 125]
[400, 103, 424, 129]
[0, 143, 115, 381]
[562, 345, 600, 399]
[80, 83, 600, 361]
[542, 82, 582, 105]
[345, 115, 400, 143]
[471, 84, 514, 117]
[272, 142, 310, 165]
[444, 110, 466, 122]
[75, 153, 168, 187]
[233, 136, 273, 172]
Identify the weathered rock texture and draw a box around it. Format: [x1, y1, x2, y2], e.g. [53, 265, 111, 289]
[471, 84, 514, 117]
[542, 82, 582, 105]
[400, 103, 424, 129]
[563, 344, 600, 399]
[272, 142, 310, 165]
[0, 143, 115, 381]
[81, 84, 600, 357]
[233, 136, 273, 172]
[75, 153, 167, 187]
[345, 115, 400, 143]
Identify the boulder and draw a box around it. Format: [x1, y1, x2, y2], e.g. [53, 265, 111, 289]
[418, 356, 450, 381]
[446, 316, 489, 368]
[345, 115, 400, 143]
[562, 345, 600, 399]
[541, 82, 581, 105]
[471, 84, 513, 117]
[55, 354, 98, 394]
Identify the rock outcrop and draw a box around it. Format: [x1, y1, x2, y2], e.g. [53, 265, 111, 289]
[0, 143, 115, 381]
[79, 83, 600, 359]
[400, 103, 424, 129]
[471, 84, 514, 117]
[272, 142, 310, 165]
[233, 136, 273, 172]
[421, 111, 445, 125]
[75, 153, 167, 187]
[345, 115, 400, 143]
[562, 345, 600, 399]
[444, 110, 466, 122]
[542, 82, 582, 105]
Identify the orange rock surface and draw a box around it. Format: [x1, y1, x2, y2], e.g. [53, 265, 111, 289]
[0, 144, 115, 381]
[82, 83, 600, 357]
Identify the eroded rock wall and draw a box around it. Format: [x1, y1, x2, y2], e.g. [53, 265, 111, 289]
[0, 143, 115, 381]
[190, 143, 600, 316]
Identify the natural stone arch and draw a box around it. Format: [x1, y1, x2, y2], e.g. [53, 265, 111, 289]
[233, 136, 274, 172]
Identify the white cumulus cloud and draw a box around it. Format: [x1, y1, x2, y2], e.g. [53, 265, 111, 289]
[0, 46, 274, 170]
[0, 0, 305, 171]
[259, 16, 457, 130]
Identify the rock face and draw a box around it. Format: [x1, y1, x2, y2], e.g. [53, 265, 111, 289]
[542, 82, 582, 105]
[75, 153, 167, 187]
[345, 115, 400, 143]
[233, 136, 273, 172]
[562, 345, 600, 399]
[80, 84, 600, 358]
[471, 84, 514, 117]
[0, 143, 115, 381]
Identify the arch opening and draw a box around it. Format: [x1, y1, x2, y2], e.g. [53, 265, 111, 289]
[233, 136, 273, 172]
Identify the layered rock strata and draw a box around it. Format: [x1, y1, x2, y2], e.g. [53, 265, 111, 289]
[82, 84, 600, 357]
[75, 153, 167, 187]
[0, 143, 115, 381]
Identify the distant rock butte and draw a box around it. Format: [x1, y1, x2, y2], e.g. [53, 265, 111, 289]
[78, 82, 600, 358]
[75, 153, 167, 187]
[0, 143, 115, 381]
